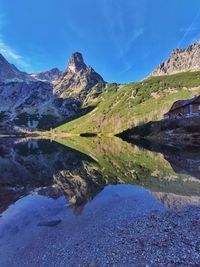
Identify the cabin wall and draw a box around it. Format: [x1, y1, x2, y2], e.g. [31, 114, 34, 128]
[192, 103, 200, 113]
[169, 106, 189, 119]
[164, 98, 200, 119]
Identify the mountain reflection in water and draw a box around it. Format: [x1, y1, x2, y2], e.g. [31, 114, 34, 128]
[0, 137, 200, 215]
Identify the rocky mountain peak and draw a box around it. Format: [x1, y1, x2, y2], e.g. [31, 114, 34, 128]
[54, 52, 105, 98]
[66, 52, 87, 73]
[151, 39, 200, 76]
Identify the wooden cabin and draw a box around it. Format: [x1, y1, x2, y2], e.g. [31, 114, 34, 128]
[164, 95, 200, 119]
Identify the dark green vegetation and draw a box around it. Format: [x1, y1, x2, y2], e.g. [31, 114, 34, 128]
[14, 113, 59, 129]
[119, 116, 200, 147]
[55, 71, 200, 135]
[13, 106, 96, 131]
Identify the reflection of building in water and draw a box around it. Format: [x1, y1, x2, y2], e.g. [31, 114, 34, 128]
[131, 137, 200, 180]
[164, 153, 200, 179]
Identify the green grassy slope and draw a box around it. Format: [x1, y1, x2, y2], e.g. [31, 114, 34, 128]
[55, 71, 200, 135]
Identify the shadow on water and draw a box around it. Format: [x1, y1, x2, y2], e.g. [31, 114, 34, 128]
[1, 136, 200, 215]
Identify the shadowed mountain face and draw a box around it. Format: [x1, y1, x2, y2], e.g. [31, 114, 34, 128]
[0, 54, 60, 126]
[1, 137, 200, 215]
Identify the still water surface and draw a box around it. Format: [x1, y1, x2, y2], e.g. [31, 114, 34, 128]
[1, 137, 200, 261]
[1, 136, 200, 216]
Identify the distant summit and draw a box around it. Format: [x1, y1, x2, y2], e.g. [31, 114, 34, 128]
[54, 52, 105, 97]
[151, 39, 200, 76]
[31, 68, 62, 82]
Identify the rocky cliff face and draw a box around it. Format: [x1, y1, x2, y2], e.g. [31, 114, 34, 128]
[151, 40, 200, 76]
[0, 54, 82, 131]
[54, 52, 105, 98]
[31, 68, 62, 83]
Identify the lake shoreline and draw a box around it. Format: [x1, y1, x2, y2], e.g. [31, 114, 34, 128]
[1, 203, 200, 266]
[118, 116, 200, 147]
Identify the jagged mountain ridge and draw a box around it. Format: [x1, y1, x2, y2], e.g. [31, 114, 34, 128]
[0, 53, 81, 130]
[2, 39, 200, 133]
[0, 52, 105, 131]
[151, 40, 200, 76]
[31, 68, 62, 83]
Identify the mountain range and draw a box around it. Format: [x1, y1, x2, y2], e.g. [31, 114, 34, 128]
[0, 52, 105, 132]
[0, 40, 200, 134]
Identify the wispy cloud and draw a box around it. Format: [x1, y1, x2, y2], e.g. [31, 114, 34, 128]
[180, 26, 198, 33]
[0, 14, 32, 72]
[102, 0, 145, 74]
[178, 8, 200, 47]
[118, 27, 144, 59]
[0, 38, 30, 70]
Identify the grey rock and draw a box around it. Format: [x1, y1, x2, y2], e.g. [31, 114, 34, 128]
[31, 68, 62, 83]
[37, 219, 62, 227]
[151, 39, 200, 76]
[67, 52, 87, 73]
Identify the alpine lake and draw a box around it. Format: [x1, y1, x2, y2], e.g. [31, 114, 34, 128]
[1, 136, 200, 266]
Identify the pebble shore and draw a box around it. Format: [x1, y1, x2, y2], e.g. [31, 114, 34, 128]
[1, 186, 200, 266]
[12, 207, 200, 267]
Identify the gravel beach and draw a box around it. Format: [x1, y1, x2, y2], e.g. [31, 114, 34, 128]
[25, 207, 200, 267]
[0, 185, 200, 267]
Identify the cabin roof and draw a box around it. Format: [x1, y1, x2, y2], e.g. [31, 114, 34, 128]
[165, 95, 200, 115]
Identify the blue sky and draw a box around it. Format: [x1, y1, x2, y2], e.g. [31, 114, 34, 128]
[0, 0, 200, 83]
